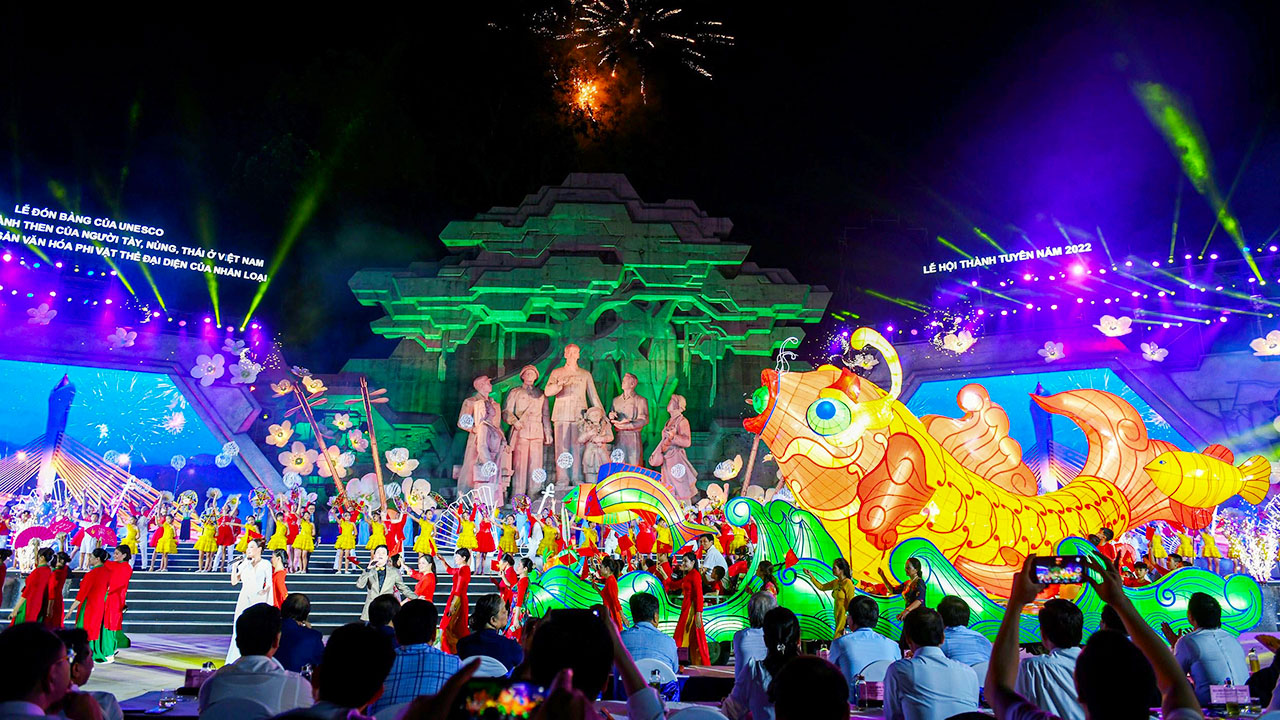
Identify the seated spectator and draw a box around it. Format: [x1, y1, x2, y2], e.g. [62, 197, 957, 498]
[1099, 604, 1126, 634]
[883, 608, 978, 720]
[937, 595, 993, 666]
[1173, 592, 1249, 706]
[52, 629, 121, 720]
[697, 534, 727, 573]
[199, 603, 312, 717]
[724, 607, 801, 720]
[0, 623, 81, 720]
[828, 595, 900, 702]
[367, 594, 401, 647]
[1015, 599, 1085, 720]
[275, 594, 324, 674]
[269, 623, 396, 720]
[986, 556, 1201, 720]
[771, 655, 849, 720]
[525, 609, 664, 720]
[456, 594, 523, 670]
[370, 600, 460, 714]
[732, 592, 776, 689]
[619, 592, 678, 673]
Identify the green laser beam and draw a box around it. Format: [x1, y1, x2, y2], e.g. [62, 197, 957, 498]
[863, 288, 928, 313]
[1095, 227, 1117, 268]
[1169, 178, 1183, 263]
[936, 236, 973, 260]
[973, 227, 1004, 253]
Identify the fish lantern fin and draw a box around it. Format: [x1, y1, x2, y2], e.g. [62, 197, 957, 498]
[856, 433, 935, 550]
[1201, 444, 1234, 463]
[1237, 456, 1272, 505]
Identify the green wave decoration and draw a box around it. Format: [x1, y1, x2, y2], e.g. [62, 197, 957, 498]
[525, 497, 1263, 644]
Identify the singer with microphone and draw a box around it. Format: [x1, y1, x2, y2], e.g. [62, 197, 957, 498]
[357, 544, 417, 621]
[227, 536, 273, 663]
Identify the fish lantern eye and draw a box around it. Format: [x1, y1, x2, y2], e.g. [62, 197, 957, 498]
[806, 395, 852, 436]
[750, 386, 770, 415]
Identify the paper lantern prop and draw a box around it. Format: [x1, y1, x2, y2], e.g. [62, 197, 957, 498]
[170, 455, 186, 471]
[214, 453, 233, 468]
[385, 482, 403, 499]
[250, 488, 271, 508]
[743, 326, 1252, 595]
[577, 463, 716, 547]
[283, 472, 303, 489]
[610, 449, 626, 463]
[222, 441, 240, 457]
[532, 468, 547, 485]
[556, 452, 574, 469]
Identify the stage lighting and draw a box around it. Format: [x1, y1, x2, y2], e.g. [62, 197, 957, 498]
[1125, 261, 1133, 267]
[1210, 253, 1219, 260]
[1076, 298, 1084, 303]
[1001, 310, 1008, 316]
[203, 317, 212, 323]
[2, 253, 11, 262]
[1184, 254, 1192, 260]
[1023, 273, 1031, 281]
[1152, 261, 1160, 267]
[250, 323, 260, 330]
[105, 299, 113, 305]
[15, 451, 26, 460]
[1024, 303, 1033, 309]
[1070, 264, 1084, 276]
[152, 311, 161, 318]
[115, 453, 130, 465]
[55, 262, 62, 268]
[886, 325, 894, 332]
[1270, 245, 1278, 252]
[178, 320, 187, 327]
[48, 291, 55, 297]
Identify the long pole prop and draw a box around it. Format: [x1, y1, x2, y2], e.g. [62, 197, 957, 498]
[294, 385, 344, 496]
[741, 432, 762, 496]
[360, 376, 389, 513]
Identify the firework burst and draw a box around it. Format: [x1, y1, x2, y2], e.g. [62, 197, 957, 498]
[568, 0, 733, 81]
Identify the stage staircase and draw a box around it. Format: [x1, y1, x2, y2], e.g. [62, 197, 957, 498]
[4, 546, 478, 636]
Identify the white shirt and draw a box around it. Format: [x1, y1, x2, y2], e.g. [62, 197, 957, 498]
[883, 646, 979, 720]
[732, 628, 766, 690]
[198, 655, 313, 717]
[1014, 646, 1084, 720]
[1174, 627, 1250, 706]
[227, 558, 274, 664]
[1005, 698, 1204, 720]
[701, 544, 727, 573]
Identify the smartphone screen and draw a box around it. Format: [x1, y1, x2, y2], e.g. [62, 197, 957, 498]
[451, 679, 546, 720]
[1031, 555, 1085, 584]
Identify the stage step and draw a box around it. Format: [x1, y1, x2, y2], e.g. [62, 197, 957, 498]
[5, 545, 490, 635]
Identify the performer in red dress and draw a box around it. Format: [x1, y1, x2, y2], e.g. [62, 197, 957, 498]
[67, 549, 111, 649]
[597, 557, 626, 631]
[475, 507, 497, 574]
[505, 557, 532, 640]
[45, 552, 71, 629]
[101, 546, 134, 660]
[660, 551, 709, 666]
[12, 547, 53, 624]
[214, 508, 237, 572]
[409, 554, 437, 599]
[385, 503, 409, 559]
[492, 554, 517, 607]
[635, 517, 657, 555]
[440, 548, 472, 653]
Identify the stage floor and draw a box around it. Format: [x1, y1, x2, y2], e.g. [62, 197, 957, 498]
[88, 634, 230, 701]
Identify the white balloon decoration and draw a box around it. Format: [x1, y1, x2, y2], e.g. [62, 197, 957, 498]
[556, 452, 574, 469]
[610, 449, 625, 463]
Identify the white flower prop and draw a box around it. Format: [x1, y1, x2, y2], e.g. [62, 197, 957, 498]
[941, 330, 976, 354]
[1251, 330, 1280, 357]
[671, 463, 687, 479]
[713, 455, 744, 480]
[222, 338, 247, 355]
[852, 352, 879, 369]
[348, 429, 369, 452]
[265, 421, 294, 448]
[282, 472, 303, 488]
[271, 379, 294, 397]
[214, 453, 233, 468]
[339, 452, 356, 469]
[1141, 342, 1169, 362]
[481, 461, 498, 479]
[222, 441, 240, 457]
[170, 455, 186, 471]
[229, 358, 261, 385]
[301, 376, 327, 394]
[107, 327, 137, 349]
[385, 447, 419, 478]
[531, 468, 547, 485]
[458, 413, 475, 430]
[1093, 315, 1133, 337]
[316, 446, 347, 479]
[26, 303, 56, 325]
[332, 413, 354, 431]
[191, 354, 226, 386]
[556, 452, 574, 469]
[278, 441, 318, 475]
[291, 365, 311, 378]
[1038, 341, 1065, 363]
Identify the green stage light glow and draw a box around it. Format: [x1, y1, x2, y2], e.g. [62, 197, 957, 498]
[1095, 226, 1117, 268]
[1169, 179, 1183, 263]
[864, 288, 928, 313]
[936, 235, 973, 260]
[44, 179, 134, 294]
[194, 200, 220, 326]
[973, 227, 1004, 253]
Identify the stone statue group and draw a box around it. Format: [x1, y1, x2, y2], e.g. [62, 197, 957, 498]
[456, 344, 699, 507]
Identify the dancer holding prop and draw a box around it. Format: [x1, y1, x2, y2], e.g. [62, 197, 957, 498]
[658, 550, 709, 665]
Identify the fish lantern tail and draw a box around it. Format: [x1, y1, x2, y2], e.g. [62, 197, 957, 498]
[1238, 456, 1272, 505]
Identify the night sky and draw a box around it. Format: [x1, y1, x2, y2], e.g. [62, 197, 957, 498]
[5, 2, 1279, 369]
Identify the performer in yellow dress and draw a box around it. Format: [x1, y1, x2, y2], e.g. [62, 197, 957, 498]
[194, 515, 218, 572]
[537, 518, 559, 560]
[1174, 528, 1195, 561]
[1146, 524, 1168, 570]
[293, 514, 315, 573]
[153, 515, 178, 571]
[576, 523, 599, 557]
[364, 509, 387, 552]
[499, 515, 518, 555]
[412, 512, 437, 558]
[266, 512, 289, 551]
[119, 516, 140, 558]
[236, 518, 260, 554]
[729, 525, 747, 554]
[1201, 527, 1221, 574]
[334, 513, 357, 573]
[803, 559, 857, 637]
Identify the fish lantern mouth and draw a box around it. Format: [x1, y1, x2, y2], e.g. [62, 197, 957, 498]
[744, 369, 778, 435]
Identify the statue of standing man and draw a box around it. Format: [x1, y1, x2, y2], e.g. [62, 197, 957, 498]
[457, 375, 508, 505]
[543, 344, 601, 489]
[608, 372, 649, 465]
[504, 364, 552, 499]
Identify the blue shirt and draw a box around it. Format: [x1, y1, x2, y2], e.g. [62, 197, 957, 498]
[370, 643, 462, 713]
[621, 622, 680, 674]
[828, 627, 901, 701]
[456, 629, 524, 671]
[1015, 646, 1083, 720]
[939, 625, 993, 666]
[275, 619, 325, 674]
[1173, 627, 1250, 706]
[883, 646, 979, 720]
[732, 627, 767, 689]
